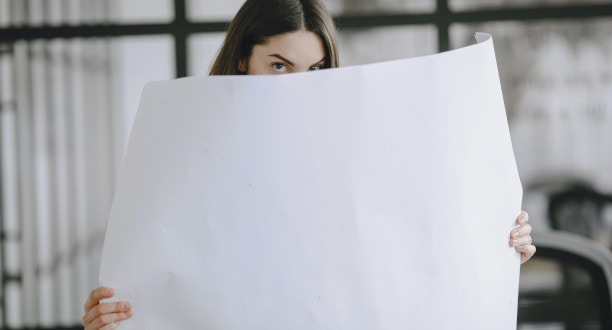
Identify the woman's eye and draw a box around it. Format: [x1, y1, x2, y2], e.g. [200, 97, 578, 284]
[273, 63, 288, 72]
[309, 65, 322, 71]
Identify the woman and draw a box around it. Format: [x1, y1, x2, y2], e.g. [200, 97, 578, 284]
[82, 0, 535, 328]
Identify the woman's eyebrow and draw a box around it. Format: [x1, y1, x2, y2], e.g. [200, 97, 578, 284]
[269, 54, 295, 66]
[310, 57, 325, 66]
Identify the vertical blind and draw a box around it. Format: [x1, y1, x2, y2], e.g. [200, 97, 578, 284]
[0, 38, 121, 328]
[0, 1, 123, 327]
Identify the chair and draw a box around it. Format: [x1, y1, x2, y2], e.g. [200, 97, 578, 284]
[547, 184, 612, 249]
[518, 231, 612, 329]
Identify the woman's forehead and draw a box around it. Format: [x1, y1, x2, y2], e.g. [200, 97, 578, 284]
[254, 30, 326, 64]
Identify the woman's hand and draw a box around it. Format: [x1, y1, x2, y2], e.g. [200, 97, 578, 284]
[510, 211, 536, 264]
[83, 287, 132, 329]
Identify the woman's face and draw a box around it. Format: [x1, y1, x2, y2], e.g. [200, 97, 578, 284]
[243, 30, 326, 75]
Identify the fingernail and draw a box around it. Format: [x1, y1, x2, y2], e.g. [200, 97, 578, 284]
[122, 302, 131, 311]
[513, 239, 518, 246]
[511, 231, 518, 238]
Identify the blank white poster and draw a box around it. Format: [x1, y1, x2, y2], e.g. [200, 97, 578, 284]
[100, 33, 522, 330]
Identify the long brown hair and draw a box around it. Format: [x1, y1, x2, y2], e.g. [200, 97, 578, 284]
[209, 0, 339, 75]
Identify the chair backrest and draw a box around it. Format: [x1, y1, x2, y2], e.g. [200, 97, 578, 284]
[518, 231, 612, 329]
[547, 184, 612, 248]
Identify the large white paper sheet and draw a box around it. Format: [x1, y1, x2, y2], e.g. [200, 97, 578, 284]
[99, 33, 522, 329]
